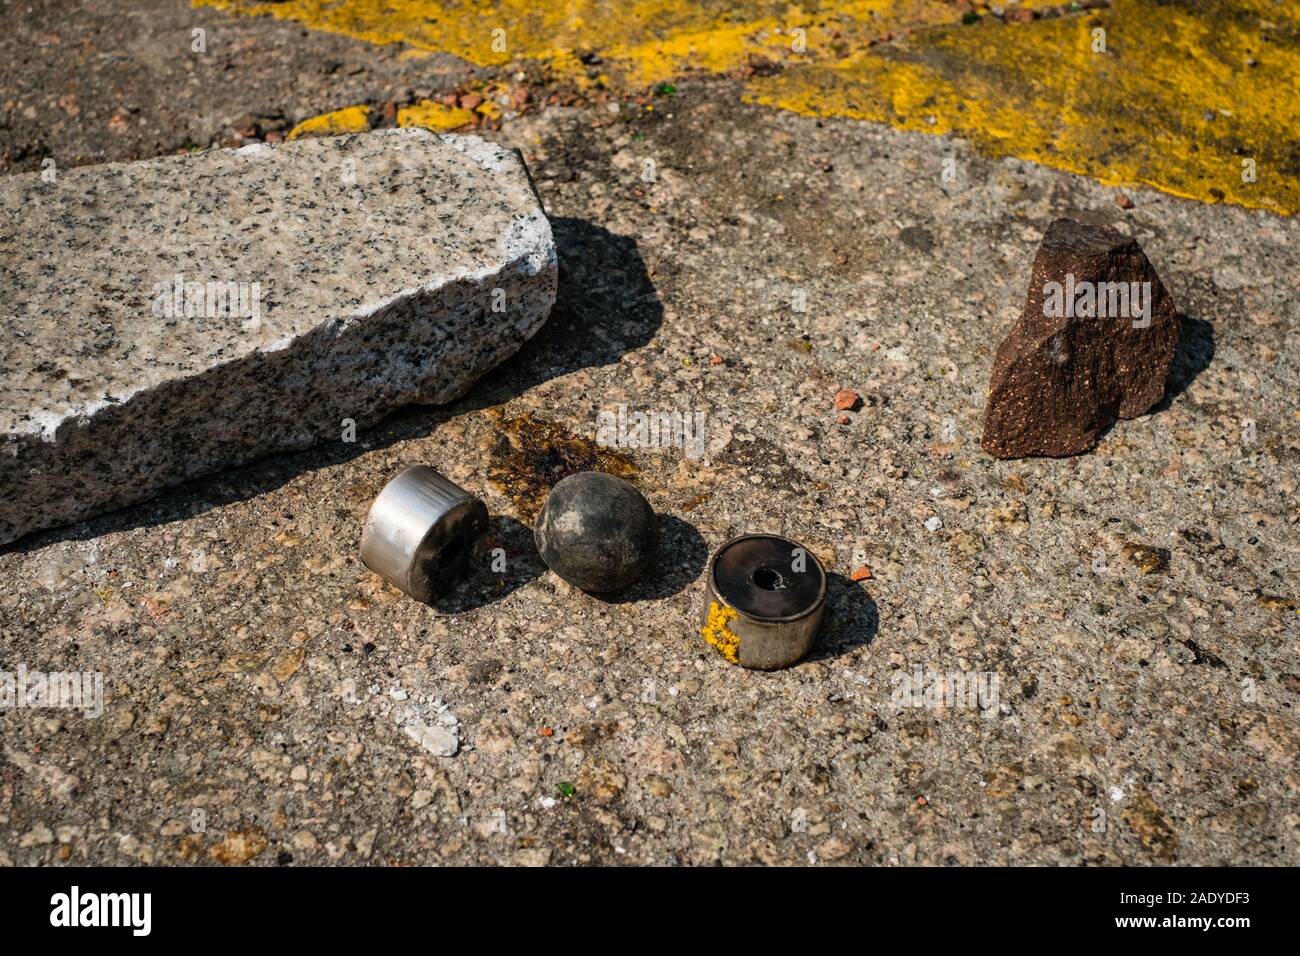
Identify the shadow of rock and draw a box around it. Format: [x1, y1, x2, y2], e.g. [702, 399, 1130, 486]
[460, 216, 667, 408]
[806, 573, 879, 663]
[1155, 314, 1215, 411]
[4, 217, 663, 554]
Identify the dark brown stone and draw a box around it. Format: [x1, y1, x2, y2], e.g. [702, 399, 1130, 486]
[981, 218, 1179, 459]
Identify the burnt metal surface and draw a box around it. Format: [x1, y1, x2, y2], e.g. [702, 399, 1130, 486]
[703, 533, 827, 670]
[713, 534, 823, 620]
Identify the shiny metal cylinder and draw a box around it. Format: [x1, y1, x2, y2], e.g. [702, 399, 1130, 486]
[700, 533, 827, 670]
[359, 465, 489, 603]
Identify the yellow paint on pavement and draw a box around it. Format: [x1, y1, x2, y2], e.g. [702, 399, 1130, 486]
[286, 104, 370, 139]
[203, 0, 1300, 213]
[748, 0, 1300, 214]
[397, 101, 476, 132]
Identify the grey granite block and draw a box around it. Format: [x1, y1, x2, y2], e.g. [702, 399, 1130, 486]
[0, 129, 556, 545]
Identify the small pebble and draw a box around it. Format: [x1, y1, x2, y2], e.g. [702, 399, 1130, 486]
[834, 387, 861, 411]
[404, 721, 459, 757]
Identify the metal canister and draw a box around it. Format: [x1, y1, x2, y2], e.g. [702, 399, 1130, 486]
[700, 533, 827, 670]
[359, 465, 489, 603]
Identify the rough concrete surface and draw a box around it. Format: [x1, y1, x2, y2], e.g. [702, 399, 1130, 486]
[0, 129, 556, 545]
[0, 3, 1297, 869]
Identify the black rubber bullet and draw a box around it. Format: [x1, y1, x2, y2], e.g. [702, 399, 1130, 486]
[533, 472, 658, 592]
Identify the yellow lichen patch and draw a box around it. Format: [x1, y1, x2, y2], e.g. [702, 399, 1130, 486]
[701, 600, 741, 665]
[286, 105, 371, 140]
[397, 101, 476, 132]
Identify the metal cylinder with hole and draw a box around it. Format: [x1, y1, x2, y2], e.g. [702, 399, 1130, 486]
[700, 533, 827, 670]
[359, 465, 489, 603]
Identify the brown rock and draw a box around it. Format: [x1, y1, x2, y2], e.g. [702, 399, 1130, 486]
[576, 758, 626, 802]
[981, 218, 1179, 458]
[209, 826, 268, 865]
[270, 646, 305, 682]
[1123, 788, 1178, 861]
[818, 836, 853, 861]
[1121, 542, 1170, 575]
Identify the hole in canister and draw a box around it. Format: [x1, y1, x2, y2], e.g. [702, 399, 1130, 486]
[750, 566, 786, 591]
[435, 533, 467, 570]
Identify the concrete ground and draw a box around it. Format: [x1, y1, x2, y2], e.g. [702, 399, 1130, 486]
[1, 1, 1297, 866]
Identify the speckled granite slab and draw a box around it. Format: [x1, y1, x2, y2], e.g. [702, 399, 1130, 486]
[0, 129, 556, 546]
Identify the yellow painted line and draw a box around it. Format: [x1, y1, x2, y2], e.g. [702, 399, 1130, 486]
[200, 0, 1300, 214]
